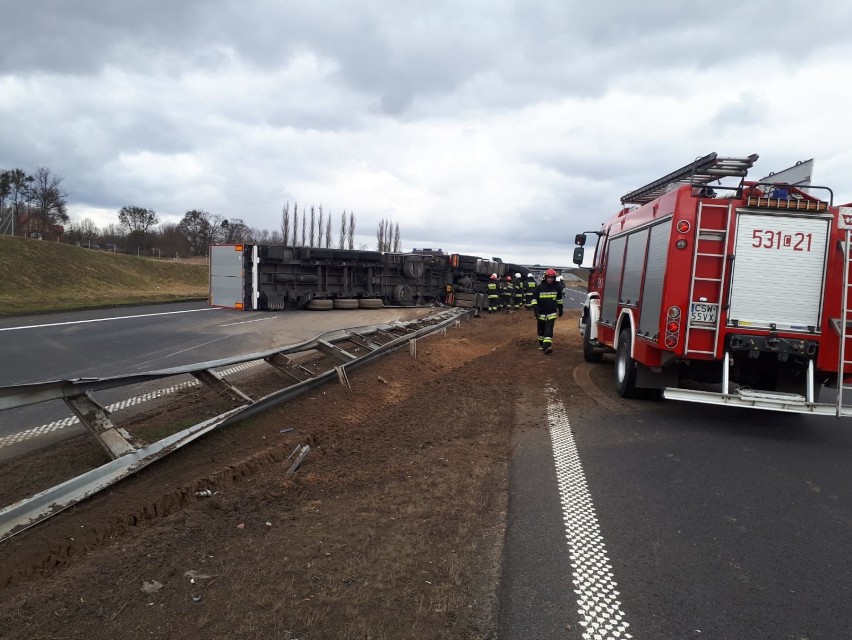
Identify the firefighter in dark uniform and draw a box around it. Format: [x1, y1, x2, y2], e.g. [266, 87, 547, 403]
[524, 272, 537, 308]
[513, 273, 526, 308]
[486, 273, 499, 314]
[530, 268, 563, 354]
[503, 274, 515, 312]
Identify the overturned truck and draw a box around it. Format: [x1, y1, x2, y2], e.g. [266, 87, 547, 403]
[209, 244, 527, 311]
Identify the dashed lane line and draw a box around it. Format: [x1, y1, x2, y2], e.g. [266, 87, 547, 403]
[546, 385, 633, 640]
[0, 361, 261, 450]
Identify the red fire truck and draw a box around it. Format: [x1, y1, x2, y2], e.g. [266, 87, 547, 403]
[573, 152, 852, 416]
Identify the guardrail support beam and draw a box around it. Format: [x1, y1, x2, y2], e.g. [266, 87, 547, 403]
[316, 340, 358, 363]
[265, 354, 316, 382]
[63, 393, 138, 460]
[192, 369, 254, 404]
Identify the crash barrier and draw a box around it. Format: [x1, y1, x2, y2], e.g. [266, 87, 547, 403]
[0, 307, 470, 543]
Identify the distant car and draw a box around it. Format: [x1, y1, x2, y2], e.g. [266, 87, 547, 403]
[88, 244, 100, 250]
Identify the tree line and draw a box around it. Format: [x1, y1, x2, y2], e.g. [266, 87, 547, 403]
[1, 166, 403, 257]
[0, 167, 69, 236]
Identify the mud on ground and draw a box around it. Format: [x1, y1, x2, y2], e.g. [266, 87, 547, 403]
[0, 308, 609, 639]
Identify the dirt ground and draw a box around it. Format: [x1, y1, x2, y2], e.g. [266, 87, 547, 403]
[0, 307, 598, 639]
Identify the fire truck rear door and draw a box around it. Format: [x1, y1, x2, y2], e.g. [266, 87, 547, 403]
[728, 212, 830, 331]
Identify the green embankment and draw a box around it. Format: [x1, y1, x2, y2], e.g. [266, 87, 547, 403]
[0, 236, 208, 315]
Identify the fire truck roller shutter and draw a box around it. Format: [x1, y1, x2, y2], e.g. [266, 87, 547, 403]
[621, 227, 650, 306]
[601, 235, 627, 325]
[638, 220, 673, 338]
[728, 213, 830, 331]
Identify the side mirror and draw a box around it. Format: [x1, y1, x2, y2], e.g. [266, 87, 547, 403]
[572, 247, 585, 266]
[574, 233, 587, 247]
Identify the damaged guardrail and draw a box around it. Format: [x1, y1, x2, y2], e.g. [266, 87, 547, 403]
[0, 307, 469, 543]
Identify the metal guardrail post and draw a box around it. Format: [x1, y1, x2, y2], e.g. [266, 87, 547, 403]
[63, 393, 138, 460]
[192, 369, 254, 404]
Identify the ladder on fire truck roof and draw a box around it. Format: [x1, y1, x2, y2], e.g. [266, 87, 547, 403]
[620, 152, 760, 205]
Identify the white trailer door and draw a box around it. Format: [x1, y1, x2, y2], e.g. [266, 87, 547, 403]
[209, 244, 246, 309]
[728, 212, 830, 332]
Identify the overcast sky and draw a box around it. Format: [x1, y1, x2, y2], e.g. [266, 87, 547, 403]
[2, 1, 852, 266]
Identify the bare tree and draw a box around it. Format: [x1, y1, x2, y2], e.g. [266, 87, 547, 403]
[376, 219, 385, 251]
[118, 206, 159, 235]
[348, 211, 355, 250]
[79, 217, 99, 246]
[393, 221, 401, 252]
[309, 205, 316, 247]
[30, 167, 69, 234]
[339, 211, 347, 249]
[1, 169, 34, 235]
[281, 202, 290, 245]
[301, 212, 306, 246]
[325, 214, 332, 248]
[177, 209, 213, 255]
[317, 206, 324, 248]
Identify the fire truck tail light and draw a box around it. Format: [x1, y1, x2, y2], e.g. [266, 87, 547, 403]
[675, 239, 688, 250]
[676, 220, 691, 233]
[664, 306, 681, 349]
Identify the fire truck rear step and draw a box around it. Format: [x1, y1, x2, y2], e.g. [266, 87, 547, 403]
[663, 387, 852, 416]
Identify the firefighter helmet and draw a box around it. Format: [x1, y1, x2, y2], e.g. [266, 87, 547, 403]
[515, 272, 521, 279]
[527, 273, 533, 278]
[490, 273, 497, 280]
[545, 268, 557, 277]
[506, 275, 512, 281]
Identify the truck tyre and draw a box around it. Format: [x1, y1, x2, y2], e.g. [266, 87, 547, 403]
[333, 298, 359, 310]
[402, 260, 425, 279]
[583, 322, 604, 363]
[615, 327, 639, 398]
[358, 298, 383, 309]
[306, 299, 333, 310]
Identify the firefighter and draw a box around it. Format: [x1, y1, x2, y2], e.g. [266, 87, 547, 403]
[513, 272, 526, 308]
[524, 272, 536, 308]
[503, 275, 515, 312]
[530, 268, 563, 354]
[486, 274, 499, 314]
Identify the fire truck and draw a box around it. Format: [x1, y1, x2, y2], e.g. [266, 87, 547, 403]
[572, 152, 852, 416]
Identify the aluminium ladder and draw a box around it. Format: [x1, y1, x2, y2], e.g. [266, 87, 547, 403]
[684, 202, 732, 357]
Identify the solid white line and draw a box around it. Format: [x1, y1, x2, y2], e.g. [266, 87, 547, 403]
[0, 308, 217, 332]
[219, 317, 274, 327]
[546, 385, 633, 640]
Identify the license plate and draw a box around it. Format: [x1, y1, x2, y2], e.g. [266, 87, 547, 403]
[690, 302, 718, 323]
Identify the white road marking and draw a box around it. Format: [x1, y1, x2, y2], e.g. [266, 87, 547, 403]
[133, 334, 237, 368]
[0, 307, 217, 332]
[0, 361, 261, 450]
[219, 317, 274, 327]
[546, 385, 633, 640]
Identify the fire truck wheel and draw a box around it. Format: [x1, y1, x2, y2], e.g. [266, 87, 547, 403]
[583, 322, 603, 363]
[615, 328, 639, 398]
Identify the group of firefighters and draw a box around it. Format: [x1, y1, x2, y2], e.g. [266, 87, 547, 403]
[484, 268, 565, 355]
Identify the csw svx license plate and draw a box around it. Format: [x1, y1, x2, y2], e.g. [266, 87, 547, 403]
[690, 302, 718, 323]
